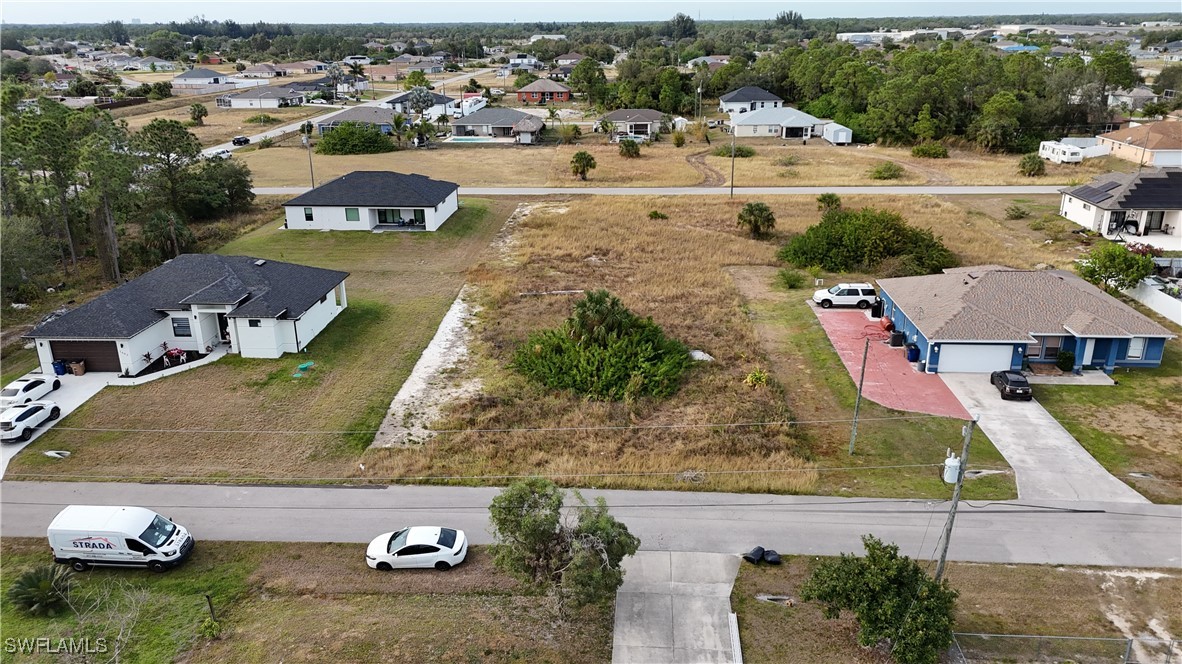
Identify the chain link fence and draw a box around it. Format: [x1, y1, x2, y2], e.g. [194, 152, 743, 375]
[950, 633, 1182, 664]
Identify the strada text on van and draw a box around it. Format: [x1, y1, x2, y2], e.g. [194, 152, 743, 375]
[48, 505, 195, 573]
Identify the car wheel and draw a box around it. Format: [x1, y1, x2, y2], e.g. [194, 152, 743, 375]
[52, 380, 61, 390]
[148, 561, 167, 573]
[19, 428, 32, 442]
[49, 407, 60, 420]
[70, 559, 91, 572]
[376, 562, 392, 571]
[820, 300, 833, 309]
[434, 561, 452, 571]
[857, 300, 870, 309]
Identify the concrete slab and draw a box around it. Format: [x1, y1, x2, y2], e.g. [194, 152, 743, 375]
[940, 373, 1148, 503]
[1, 372, 107, 477]
[612, 551, 742, 664]
[812, 305, 971, 419]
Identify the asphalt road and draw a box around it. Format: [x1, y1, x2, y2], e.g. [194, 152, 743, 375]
[254, 185, 1066, 196]
[2, 482, 1178, 568]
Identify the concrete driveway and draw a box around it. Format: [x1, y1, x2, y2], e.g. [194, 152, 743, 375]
[613, 552, 742, 663]
[940, 373, 1148, 503]
[1, 371, 109, 477]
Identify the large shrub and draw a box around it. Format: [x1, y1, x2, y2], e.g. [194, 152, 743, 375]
[513, 290, 691, 401]
[618, 138, 641, 158]
[7, 565, 74, 617]
[712, 144, 755, 158]
[1018, 153, 1045, 177]
[778, 207, 958, 275]
[315, 122, 395, 155]
[869, 161, 906, 180]
[910, 141, 948, 158]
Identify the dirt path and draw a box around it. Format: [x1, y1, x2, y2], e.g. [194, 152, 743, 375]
[686, 149, 726, 187]
[873, 152, 955, 184]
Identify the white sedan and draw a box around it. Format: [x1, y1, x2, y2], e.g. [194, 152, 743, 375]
[208, 149, 233, 160]
[1, 401, 61, 443]
[366, 526, 468, 571]
[0, 377, 61, 409]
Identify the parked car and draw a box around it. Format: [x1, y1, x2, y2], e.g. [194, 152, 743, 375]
[990, 371, 1033, 401]
[308, 98, 328, 104]
[366, 526, 468, 571]
[1, 401, 61, 442]
[231, 136, 251, 146]
[812, 283, 878, 309]
[706, 119, 721, 128]
[0, 377, 61, 409]
[489, 88, 504, 95]
[209, 149, 232, 160]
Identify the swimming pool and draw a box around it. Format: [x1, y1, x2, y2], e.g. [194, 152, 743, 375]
[448, 136, 497, 143]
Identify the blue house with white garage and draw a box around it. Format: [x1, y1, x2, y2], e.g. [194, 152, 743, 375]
[876, 266, 1174, 374]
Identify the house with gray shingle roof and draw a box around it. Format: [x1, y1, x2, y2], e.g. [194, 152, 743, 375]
[718, 86, 782, 114]
[382, 89, 456, 120]
[25, 255, 348, 375]
[451, 107, 544, 144]
[601, 108, 664, 138]
[876, 267, 1174, 374]
[283, 171, 460, 231]
[316, 107, 399, 135]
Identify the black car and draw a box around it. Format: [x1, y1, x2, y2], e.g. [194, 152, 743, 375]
[231, 136, 251, 146]
[990, 371, 1032, 401]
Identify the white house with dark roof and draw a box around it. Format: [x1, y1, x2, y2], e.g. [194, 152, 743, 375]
[877, 267, 1174, 374]
[601, 108, 664, 138]
[452, 107, 545, 144]
[381, 89, 455, 120]
[216, 87, 305, 109]
[283, 171, 460, 232]
[1060, 169, 1182, 251]
[25, 255, 349, 375]
[729, 106, 824, 138]
[718, 86, 783, 114]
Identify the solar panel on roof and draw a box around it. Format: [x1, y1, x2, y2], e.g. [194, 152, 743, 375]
[1096, 181, 1122, 192]
[1072, 185, 1115, 205]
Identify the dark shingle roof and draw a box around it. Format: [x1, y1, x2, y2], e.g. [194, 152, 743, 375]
[28, 255, 349, 339]
[283, 171, 458, 209]
[452, 106, 532, 128]
[316, 107, 397, 127]
[719, 86, 782, 103]
[603, 108, 664, 123]
[175, 67, 222, 79]
[386, 90, 455, 105]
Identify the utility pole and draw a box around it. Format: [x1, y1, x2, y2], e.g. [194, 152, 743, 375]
[729, 127, 736, 198]
[302, 131, 315, 188]
[934, 416, 977, 583]
[848, 336, 870, 455]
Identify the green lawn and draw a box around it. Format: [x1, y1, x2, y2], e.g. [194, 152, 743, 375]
[1, 346, 40, 385]
[0, 539, 611, 664]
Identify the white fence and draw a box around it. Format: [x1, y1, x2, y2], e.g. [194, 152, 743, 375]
[1125, 281, 1182, 325]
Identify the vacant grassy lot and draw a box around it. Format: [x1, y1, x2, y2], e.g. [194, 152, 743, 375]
[733, 555, 1181, 664]
[358, 194, 1027, 497]
[8, 199, 513, 481]
[122, 105, 323, 147]
[709, 144, 1132, 187]
[0, 538, 611, 664]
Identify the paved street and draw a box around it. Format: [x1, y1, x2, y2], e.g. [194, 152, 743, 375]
[254, 185, 1066, 196]
[941, 373, 1150, 504]
[2, 482, 1178, 568]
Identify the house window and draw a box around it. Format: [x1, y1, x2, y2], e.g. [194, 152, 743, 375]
[320, 294, 327, 303]
[1127, 337, 1145, 360]
[304, 208, 314, 222]
[345, 208, 360, 221]
[171, 317, 192, 337]
[1026, 338, 1043, 358]
[248, 320, 261, 328]
[1083, 203, 1091, 211]
[1043, 336, 1062, 359]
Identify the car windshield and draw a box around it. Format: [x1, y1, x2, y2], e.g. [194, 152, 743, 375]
[0, 388, 17, 397]
[438, 528, 457, 548]
[139, 515, 175, 548]
[386, 528, 409, 554]
[827, 285, 841, 294]
[1004, 373, 1028, 384]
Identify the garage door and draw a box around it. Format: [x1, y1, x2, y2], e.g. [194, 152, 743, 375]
[937, 344, 1014, 373]
[49, 340, 121, 372]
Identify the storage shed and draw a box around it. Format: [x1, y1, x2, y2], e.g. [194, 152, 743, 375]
[822, 122, 852, 145]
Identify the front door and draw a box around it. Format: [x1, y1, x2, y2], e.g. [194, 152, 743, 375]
[217, 314, 229, 345]
[413, 209, 425, 225]
[1082, 338, 1096, 365]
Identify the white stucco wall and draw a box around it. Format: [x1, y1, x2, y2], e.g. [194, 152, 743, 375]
[284, 206, 369, 230]
[732, 123, 781, 137]
[229, 282, 347, 358]
[231, 317, 283, 359]
[427, 191, 460, 231]
[229, 97, 282, 109]
[1060, 194, 1104, 231]
[720, 100, 781, 114]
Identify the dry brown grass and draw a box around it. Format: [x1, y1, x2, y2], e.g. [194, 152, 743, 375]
[122, 105, 322, 146]
[733, 556, 1182, 663]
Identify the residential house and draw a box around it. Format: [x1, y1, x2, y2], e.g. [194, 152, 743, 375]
[993, 41, 1042, 53]
[283, 171, 459, 232]
[718, 86, 783, 114]
[686, 55, 730, 68]
[133, 56, 175, 71]
[296, 74, 369, 96]
[516, 78, 571, 103]
[276, 60, 325, 74]
[408, 63, 443, 74]
[509, 53, 541, 69]
[1096, 122, 1182, 167]
[729, 106, 823, 139]
[529, 34, 566, 43]
[241, 63, 282, 78]
[364, 41, 386, 51]
[554, 52, 587, 66]
[390, 41, 408, 52]
[382, 90, 456, 120]
[548, 65, 575, 81]
[601, 108, 664, 138]
[1108, 85, 1159, 110]
[429, 50, 451, 61]
[172, 67, 229, 87]
[216, 87, 305, 109]
[316, 107, 399, 135]
[391, 54, 428, 65]
[451, 107, 544, 144]
[1059, 169, 1182, 250]
[342, 55, 372, 66]
[877, 267, 1174, 374]
[25, 254, 349, 374]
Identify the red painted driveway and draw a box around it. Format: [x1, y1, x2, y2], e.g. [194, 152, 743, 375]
[811, 305, 971, 420]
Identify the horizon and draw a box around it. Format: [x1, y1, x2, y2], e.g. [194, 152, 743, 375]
[1, 1, 1179, 27]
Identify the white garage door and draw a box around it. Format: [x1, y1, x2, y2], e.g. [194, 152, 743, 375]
[938, 344, 1013, 373]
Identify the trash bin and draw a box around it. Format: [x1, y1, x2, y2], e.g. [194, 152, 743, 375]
[890, 331, 906, 347]
[918, 361, 927, 373]
[52, 360, 68, 376]
[905, 344, 920, 363]
[870, 298, 884, 319]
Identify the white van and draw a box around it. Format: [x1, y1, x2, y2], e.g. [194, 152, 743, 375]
[48, 505, 194, 573]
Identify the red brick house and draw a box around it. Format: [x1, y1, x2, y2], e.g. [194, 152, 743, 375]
[516, 79, 572, 103]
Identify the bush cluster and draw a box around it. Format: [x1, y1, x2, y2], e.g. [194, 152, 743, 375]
[315, 122, 395, 155]
[618, 139, 641, 158]
[713, 144, 755, 158]
[778, 207, 958, 276]
[1004, 204, 1029, 220]
[910, 141, 948, 158]
[1018, 153, 1046, 177]
[776, 269, 806, 289]
[868, 161, 905, 180]
[513, 290, 691, 401]
[245, 113, 280, 124]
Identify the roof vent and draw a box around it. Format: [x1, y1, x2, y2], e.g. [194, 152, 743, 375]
[254, 259, 267, 267]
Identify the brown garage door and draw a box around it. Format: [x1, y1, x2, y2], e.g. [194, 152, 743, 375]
[49, 340, 121, 372]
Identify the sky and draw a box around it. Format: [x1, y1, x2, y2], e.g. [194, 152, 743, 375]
[0, 0, 1178, 25]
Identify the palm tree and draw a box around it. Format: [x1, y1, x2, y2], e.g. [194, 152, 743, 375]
[324, 63, 344, 102]
[346, 62, 368, 99]
[597, 118, 616, 144]
[391, 113, 409, 147]
[547, 106, 559, 123]
[570, 150, 597, 181]
[189, 103, 208, 126]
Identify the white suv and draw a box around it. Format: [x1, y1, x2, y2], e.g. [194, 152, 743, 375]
[813, 283, 878, 309]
